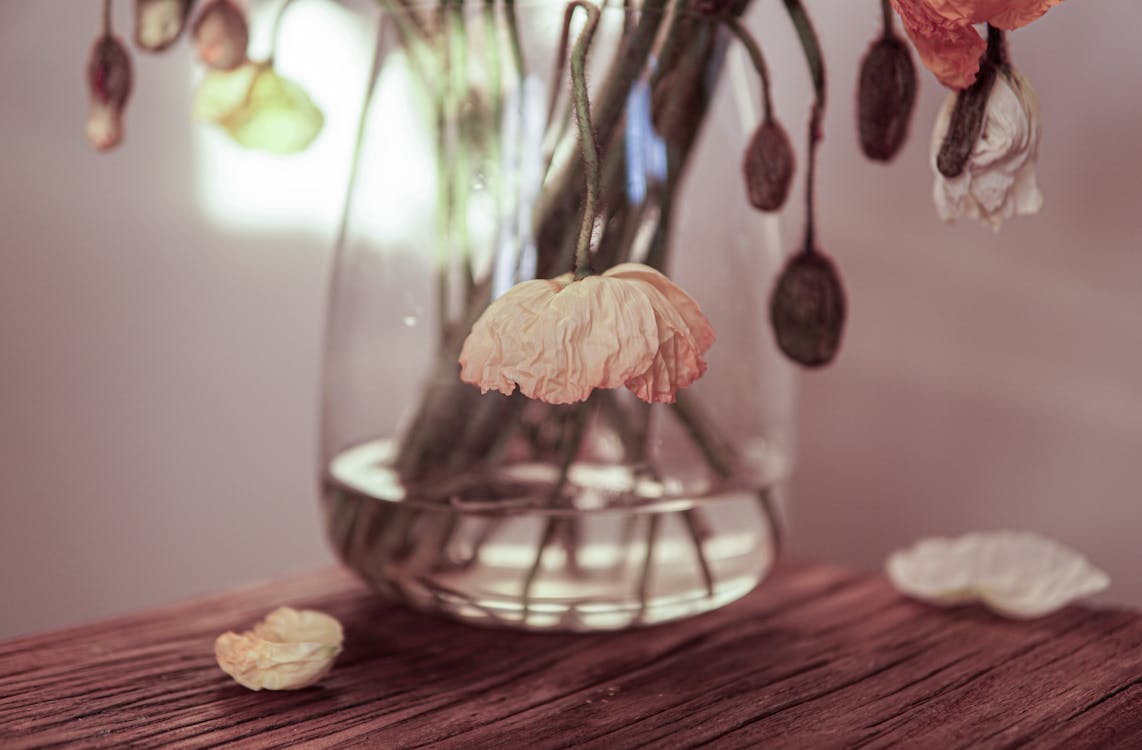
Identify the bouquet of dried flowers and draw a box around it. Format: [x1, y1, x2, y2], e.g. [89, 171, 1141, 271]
[82, 0, 1068, 622]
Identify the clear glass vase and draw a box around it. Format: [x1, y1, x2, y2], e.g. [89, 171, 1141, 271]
[320, 1, 795, 631]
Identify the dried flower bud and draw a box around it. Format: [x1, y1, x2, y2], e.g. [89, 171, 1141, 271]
[857, 33, 917, 162]
[742, 119, 795, 212]
[135, 0, 194, 53]
[215, 607, 344, 691]
[769, 248, 846, 368]
[86, 35, 133, 152]
[192, 0, 248, 71]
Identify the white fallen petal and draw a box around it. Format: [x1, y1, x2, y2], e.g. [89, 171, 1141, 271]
[886, 531, 1109, 619]
[215, 607, 343, 690]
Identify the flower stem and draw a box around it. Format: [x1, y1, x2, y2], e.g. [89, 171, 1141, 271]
[782, 0, 825, 252]
[723, 17, 773, 123]
[567, 1, 603, 280]
[102, 0, 112, 36]
[269, 0, 299, 63]
[880, 0, 894, 36]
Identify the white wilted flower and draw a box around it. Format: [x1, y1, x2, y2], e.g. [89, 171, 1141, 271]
[886, 531, 1109, 619]
[215, 607, 344, 690]
[931, 69, 1043, 231]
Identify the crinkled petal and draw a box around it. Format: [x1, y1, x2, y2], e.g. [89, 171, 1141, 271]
[891, 0, 1065, 88]
[604, 263, 715, 353]
[459, 278, 567, 399]
[621, 280, 708, 404]
[886, 531, 1109, 619]
[193, 62, 262, 123]
[215, 607, 343, 691]
[891, 0, 986, 89]
[987, 0, 1064, 29]
[220, 68, 325, 154]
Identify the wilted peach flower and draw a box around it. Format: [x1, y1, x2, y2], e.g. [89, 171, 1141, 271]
[459, 263, 715, 405]
[931, 68, 1042, 230]
[215, 607, 343, 691]
[890, 0, 1064, 89]
[192, 0, 249, 71]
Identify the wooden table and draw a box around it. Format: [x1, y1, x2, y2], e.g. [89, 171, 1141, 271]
[1, 563, 1139, 748]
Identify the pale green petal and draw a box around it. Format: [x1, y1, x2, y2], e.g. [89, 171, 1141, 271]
[192, 62, 262, 123]
[220, 68, 324, 154]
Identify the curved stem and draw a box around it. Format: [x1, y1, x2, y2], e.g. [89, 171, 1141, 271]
[269, 0, 299, 62]
[567, 1, 603, 280]
[782, 0, 825, 252]
[723, 17, 773, 123]
[880, 0, 894, 36]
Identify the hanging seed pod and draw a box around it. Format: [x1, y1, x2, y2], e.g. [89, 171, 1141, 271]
[770, 248, 846, 368]
[135, 0, 194, 53]
[86, 34, 133, 152]
[857, 33, 916, 162]
[192, 0, 248, 71]
[742, 119, 795, 212]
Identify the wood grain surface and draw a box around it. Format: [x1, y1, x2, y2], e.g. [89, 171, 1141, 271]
[1, 563, 1139, 749]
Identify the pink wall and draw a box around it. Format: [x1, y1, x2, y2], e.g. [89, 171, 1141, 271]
[2, 1, 1139, 638]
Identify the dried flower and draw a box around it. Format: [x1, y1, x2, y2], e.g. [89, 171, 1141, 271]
[459, 263, 715, 405]
[889, 0, 1065, 89]
[193, 62, 324, 153]
[931, 68, 1042, 230]
[886, 531, 1110, 619]
[86, 34, 133, 152]
[742, 119, 795, 212]
[769, 249, 846, 368]
[135, 0, 193, 53]
[215, 607, 344, 691]
[192, 0, 248, 71]
[857, 33, 917, 162]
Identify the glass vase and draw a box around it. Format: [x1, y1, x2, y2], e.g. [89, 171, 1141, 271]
[320, 1, 795, 631]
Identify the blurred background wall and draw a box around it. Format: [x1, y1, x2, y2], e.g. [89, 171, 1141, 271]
[1, 1, 1139, 638]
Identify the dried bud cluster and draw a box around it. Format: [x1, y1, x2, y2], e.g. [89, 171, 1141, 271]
[857, 33, 917, 162]
[85, 35, 133, 151]
[192, 0, 249, 71]
[742, 119, 795, 213]
[135, 0, 194, 53]
[769, 249, 846, 368]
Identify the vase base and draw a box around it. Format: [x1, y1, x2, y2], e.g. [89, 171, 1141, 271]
[324, 439, 785, 632]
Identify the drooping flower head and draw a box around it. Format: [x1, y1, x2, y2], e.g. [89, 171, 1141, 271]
[890, 0, 1064, 89]
[931, 67, 1042, 229]
[192, 0, 249, 71]
[459, 263, 715, 405]
[193, 62, 324, 153]
[135, 0, 194, 53]
[85, 34, 133, 152]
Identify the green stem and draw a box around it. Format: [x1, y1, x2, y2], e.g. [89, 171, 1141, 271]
[723, 17, 773, 122]
[566, 1, 603, 280]
[503, 0, 525, 77]
[268, 0, 299, 62]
